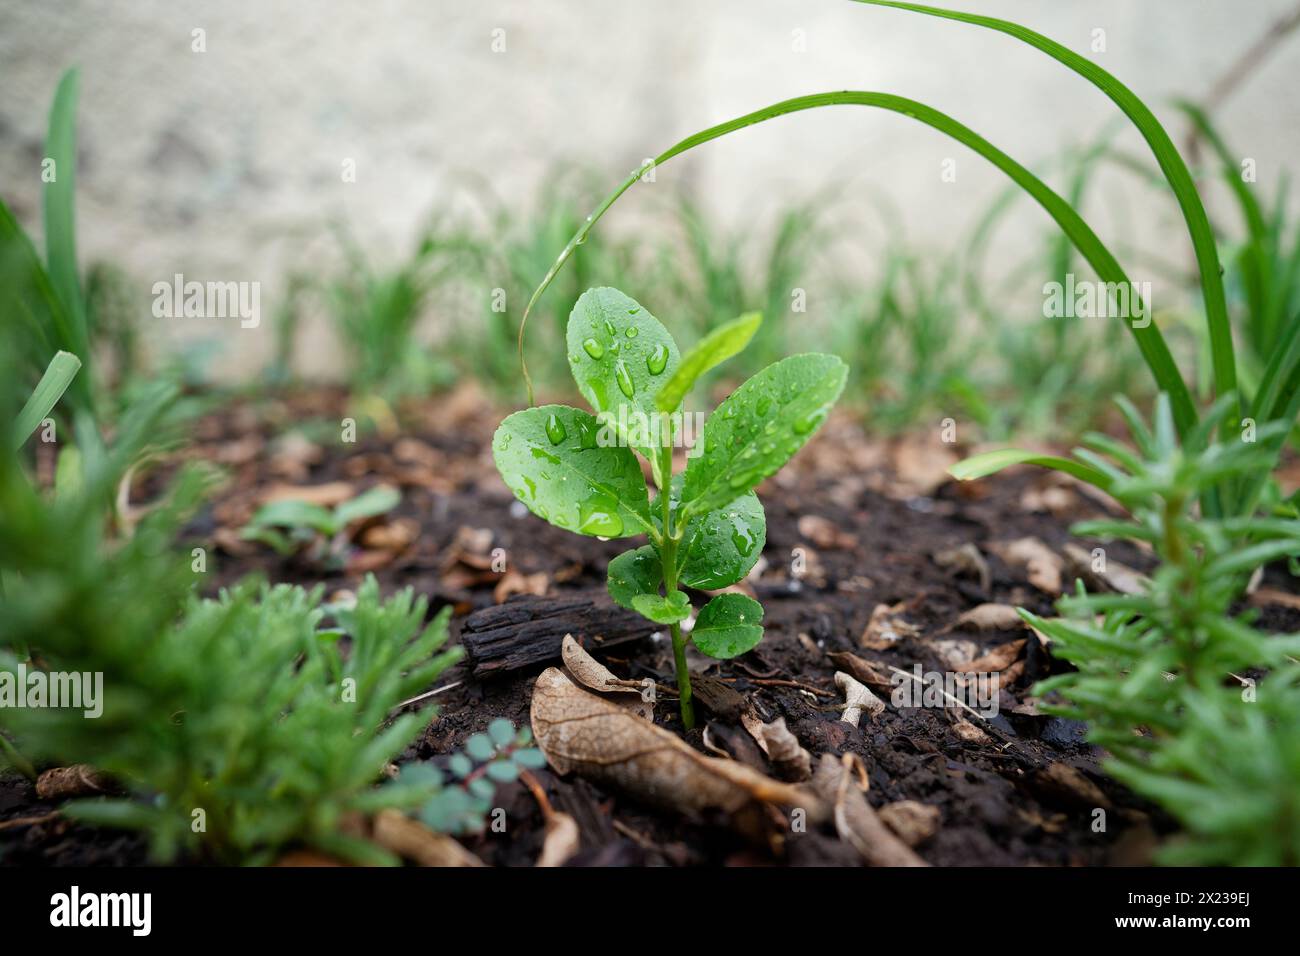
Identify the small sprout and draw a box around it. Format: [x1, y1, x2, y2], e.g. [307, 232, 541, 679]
[494, 289, 846, 727]
[419, 720, 545, 835]
[240, 485, 400, 567]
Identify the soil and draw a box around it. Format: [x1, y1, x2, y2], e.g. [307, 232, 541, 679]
[4, 384, 1298, 867]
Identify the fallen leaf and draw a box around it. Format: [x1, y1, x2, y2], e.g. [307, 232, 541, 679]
[811, 754, 927, 867]
[560, 635, 654, 720]
[952, 603, 1024, 632]
[989, 537, 1064, 595]
[878, 800, 940, 847]
[371, 809, 485, 867]
[1028, 762, 1112, 811]
[530, 668, 822, 832]
[748, 716, 812, 782]
[1063, 543, 1148, 595]
[827, 651, 892, 694]
[860, 600, 921, 649]
[260, 481, 354, 507]
[494, 569, 550, 604]
[933, 543, 991, 593]
[797, 514, 858, 550]
[966, 638, 1027, 673]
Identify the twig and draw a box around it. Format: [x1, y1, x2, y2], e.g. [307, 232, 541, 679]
[0, 811, 60, 832]
[395, 680, 462, 711]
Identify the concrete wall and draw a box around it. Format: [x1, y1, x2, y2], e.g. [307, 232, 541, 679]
[2, 0, 1298, 378]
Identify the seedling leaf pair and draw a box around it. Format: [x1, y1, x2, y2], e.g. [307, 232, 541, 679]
[495, 286, 845, 727]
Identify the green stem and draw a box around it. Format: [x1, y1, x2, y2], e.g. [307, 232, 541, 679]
[657, 445, 695, 730]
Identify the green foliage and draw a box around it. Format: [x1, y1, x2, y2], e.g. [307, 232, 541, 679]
[1020, 395, 1300, 864]
[241, 485, 401, 564]
[12, 351, 81, 450]
[495, 287, 845, 727]
[418, 720, 545, 835]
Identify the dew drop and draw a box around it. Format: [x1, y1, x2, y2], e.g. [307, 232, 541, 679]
[756, 396, 772, 416]
[545, 412, 567, 445]
[615, 360, 636, 398]
[646, 344, 669, 376]
[582, 338, 604, 359]
[625, 327, 638, 338]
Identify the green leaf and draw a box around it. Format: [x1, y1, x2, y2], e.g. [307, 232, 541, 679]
[566, 287, 680, 463]
[13, 350, 80, 450]
[514, 748, 547, 769]
[675, 483, 766, 590]
[519, 89, 1197, 439]
[948, 448, 1114, 493]
[655, 312, 762, 413]
[492, 404, 652, 538]
[681, 354, 846, 518]
[607, 545, 663, 611]
[465, 733, 495, 761]
[487, 718, 515, 747]
[245, 499, 338, 535]
[334, 485, 400, 526]
[691, 593, 764, 659]
[854, 0, 1232, 429]
[632, 590, 691, 625]
[43, 68, 90, 369]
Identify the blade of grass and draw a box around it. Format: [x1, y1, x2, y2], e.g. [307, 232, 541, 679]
[516, 91, 1196, 433]
[948, 448, 1114, 493]
[43, 68, 89, 367]
[852, 0, 1236, 424]
[13, 351, 81, 450]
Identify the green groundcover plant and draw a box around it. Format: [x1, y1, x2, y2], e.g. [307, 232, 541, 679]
[241, 484, 401, 566]
[493, 287, 845, 728]
[1020, 394, 1300, 864]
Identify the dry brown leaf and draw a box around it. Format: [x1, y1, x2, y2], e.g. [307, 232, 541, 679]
[953, 603, 1024, 632]
[860, 600, 921, 649]
[989, 537, 1064, 595]
[928, 637, 980, 668]
[827, 651, 892, 694]
[560, 635, 653, 719]
[933, 543, 991, 593]
[260, 481, 354, 507]
[530, 668, 822, 829]
[811, 754, 927, 867]
[752, 717, 812, 782]
[494, 569, 550, 604]
[359, 517, 419, 552]
[878, 800, 941, 847]
[950, 716, 991, 744]
[1030, 762, 1112, 810]
[371, 809, 485, 867]
[966, 638, 1027, 673]
[797, 514, 858, 550]
[1063, 543, 1148, 595]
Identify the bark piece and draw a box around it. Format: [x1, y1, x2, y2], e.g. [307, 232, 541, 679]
[35, 765, 110, 801]
[461, 591, 649, 678]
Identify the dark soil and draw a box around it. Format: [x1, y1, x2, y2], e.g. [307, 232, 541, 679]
[5, 385, 1297, 866]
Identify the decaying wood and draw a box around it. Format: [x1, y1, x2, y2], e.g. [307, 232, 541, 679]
[35, 765, 111, 801]
[460, 591, 650, 678]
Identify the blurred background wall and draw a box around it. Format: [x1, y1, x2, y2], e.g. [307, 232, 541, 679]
[2, 0, 1298, 380]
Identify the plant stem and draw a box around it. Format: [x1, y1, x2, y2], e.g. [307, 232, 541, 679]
[657, 444, 695, 730]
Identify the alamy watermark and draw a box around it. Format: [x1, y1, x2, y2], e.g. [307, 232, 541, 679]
[1043, 273, 1151, 329]
[152, 273, 260, 328]
[891, 664, 1000, 718]
[593, 407, 708, 457]
[0, 664, 103, 718]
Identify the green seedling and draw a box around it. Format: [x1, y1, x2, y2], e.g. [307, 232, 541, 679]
[415, 719, 546, 835]
[494, 287, 845, 728]
[241, 484, 401, 566]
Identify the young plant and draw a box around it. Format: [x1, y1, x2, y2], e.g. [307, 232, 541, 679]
[241, 484, 401, 567]
[415, 719, 546, 835]
[1018, 394, 1300, 863]
[493, 287, 846, 728]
